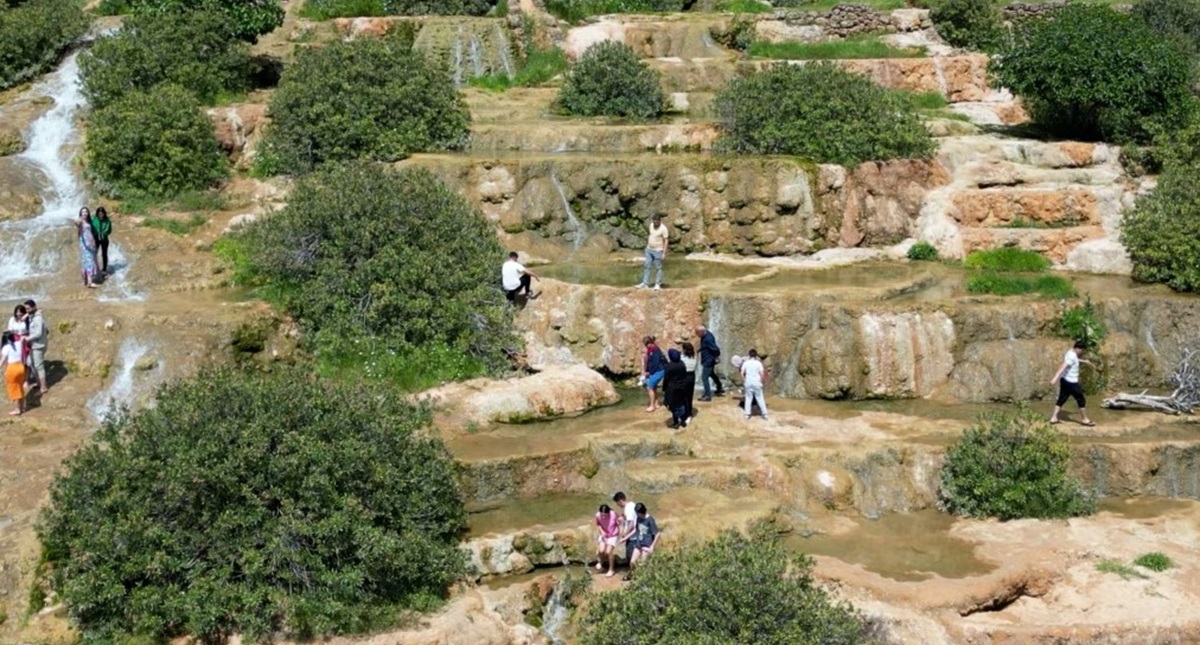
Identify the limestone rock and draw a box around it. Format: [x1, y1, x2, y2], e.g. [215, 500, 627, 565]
[0, 124, 24, 157]
[0, 157, 44, 221]
[207, 103, 269, 170]
[423, 363, 620, 425]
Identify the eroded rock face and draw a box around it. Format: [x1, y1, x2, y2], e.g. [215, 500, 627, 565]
[0, 157, 44, 221]
[422, 364, 620, 425]
[207, 103, 269, 171]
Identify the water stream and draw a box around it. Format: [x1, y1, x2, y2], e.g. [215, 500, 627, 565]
[87, 338, 154, 422]
[540, 577, 572, 645]
[549, 171, 587, 252]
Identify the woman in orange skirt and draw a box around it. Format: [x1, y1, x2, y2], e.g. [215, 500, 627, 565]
[2, 331, 26, 415]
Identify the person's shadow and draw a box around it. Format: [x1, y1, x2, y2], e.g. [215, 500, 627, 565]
[24, 361, 69, 410]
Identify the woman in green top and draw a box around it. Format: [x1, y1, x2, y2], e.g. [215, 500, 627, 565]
[91, 206, 112, 274]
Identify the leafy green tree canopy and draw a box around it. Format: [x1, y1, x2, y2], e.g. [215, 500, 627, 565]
[39, 366, 466, 643]
[259, 31, 470, 174]
[993, 4, 1194, 143]
[930, 0, 1003, 52]
[85, 83, 227, 198]
[127, 0, 284, 42]
[580, 526, 869, 645]
[556, 41, 665, 119]
[1133, 0, 1200, 58]
[80, 9, 252, 110]
[713, 62, 936, 165]
[0, 0, 89, 90]
[1123, 161, 1200, 292]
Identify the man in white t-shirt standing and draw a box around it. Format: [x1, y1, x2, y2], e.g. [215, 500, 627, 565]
[612, 491, 639, 568]
[1050, 339, 1095, 426]
[740, 349, 768, 421]
[637, 214, 669, 290]
[501, 251, 539, 303]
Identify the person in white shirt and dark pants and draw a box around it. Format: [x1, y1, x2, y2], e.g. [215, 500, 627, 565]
[501, 252, 539, 303]
[1050, 339, 1095, 426]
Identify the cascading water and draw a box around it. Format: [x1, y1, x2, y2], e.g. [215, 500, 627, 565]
[87, 338, 155, 422]
[550, 171, 587, 253]
[540, 576, 572, 645]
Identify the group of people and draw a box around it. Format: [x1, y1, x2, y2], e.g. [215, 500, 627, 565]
[2, 300, 49, 416]
[641, 327, 769, 427]
[76, 206, 114, 289]
[593, 491, 660, 580]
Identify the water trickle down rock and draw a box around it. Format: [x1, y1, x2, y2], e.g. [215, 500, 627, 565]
[412, 18, 515, 85]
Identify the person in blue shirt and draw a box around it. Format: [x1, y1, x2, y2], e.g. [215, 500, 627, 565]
[694, 325, 725, 401]
[623, 502, 660, 581]
[641, 335, 667, 413]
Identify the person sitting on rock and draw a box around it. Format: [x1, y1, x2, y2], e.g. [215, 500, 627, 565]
[501, 251, 539, 303]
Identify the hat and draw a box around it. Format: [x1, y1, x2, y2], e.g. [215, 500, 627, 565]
[668, 348, 681, 362]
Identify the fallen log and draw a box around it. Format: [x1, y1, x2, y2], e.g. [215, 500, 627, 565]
[1102, 348, 1199, 415]
[1102, 392, 1191, 415]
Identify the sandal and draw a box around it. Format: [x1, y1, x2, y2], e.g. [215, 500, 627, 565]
[1049, 419, 1060, 425]
[1081, 420, 1095, 427]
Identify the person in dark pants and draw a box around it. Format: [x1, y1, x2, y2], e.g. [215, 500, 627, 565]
[662, 348, 690, 429]
[1050, 339, 1095, 426]
[90, 206, 113, 274]
[501, 251, 539, 302]
[695, 325, 725, 401]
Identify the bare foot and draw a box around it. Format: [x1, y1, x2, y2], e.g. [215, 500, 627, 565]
[86, 283, 97, 289]
[605, 571, 615, 578]
[9, 410, 21, 416]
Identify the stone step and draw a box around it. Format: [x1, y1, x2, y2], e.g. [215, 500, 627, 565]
[606, 455, 763, 493]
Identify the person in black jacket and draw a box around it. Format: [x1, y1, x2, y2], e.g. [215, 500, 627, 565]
[695, 325, 725, 401]
[662, 348, 691, 429]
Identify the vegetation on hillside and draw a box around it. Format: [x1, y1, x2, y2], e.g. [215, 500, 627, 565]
[1133, 0, 1200, 59]
[544, 0, 686, 23]
[0, 0, 88, 90]
[579, 526, 871, 644]
[712, 63, 935, 164]
[219, 163, 514, 388]
[930, 0, 1003, 52]
[117, 0, 284, 41]
[556, 41, 664, 118]
[1123, 160, 1200, 292]
[301, 0, 497, 19]
[993, 3, 1194, 143]
[963, 248, 1051, 272]
[39, 366, 465, 642]
[939, 409, 1096, 520]
[746, 38, 924, 60]
[906, 241, 939, 261]
[257, 30, 470, 175]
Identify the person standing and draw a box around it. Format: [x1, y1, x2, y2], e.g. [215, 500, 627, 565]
[695, 325, 725, 401]
[662, 348, 690, 429]
[1050, 340, 1095, 426]
[613, 491, 639, 569]
[741, 349, 768, 421]
[680, 341, 698, 422]
[24, 300, 48, 394]
[91, 206, 113, 274]
[501, 251, 539, 303]
[637, 214, 669, 290]
[594, 504, 620, 578]
[76, 208, 100, 288]
[641, 336, 667, 413]
[2, 331, 26, 416]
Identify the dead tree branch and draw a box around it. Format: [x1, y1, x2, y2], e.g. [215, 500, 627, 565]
[1103, 348, 1199, 415]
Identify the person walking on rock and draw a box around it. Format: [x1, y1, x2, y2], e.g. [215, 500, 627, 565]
[76, 207, 100, 288]
[23, 300, 48, 395]
[91, 206, 113, 274]
[594, 504, 620, 578]
[680, 341, 698, 422]
[2, 331, 26, 416]
[637, 214, 669, 290]
[695, 325, 725, 401]
[741, 349, 768, 421]
[641, 335, 667, 413]
[1050, 339, 1095, 426]
[501, 251, 539, 303]
[612, 491, 639, 569]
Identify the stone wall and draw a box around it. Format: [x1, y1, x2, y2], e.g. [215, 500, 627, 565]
[768, 6, 931, 39]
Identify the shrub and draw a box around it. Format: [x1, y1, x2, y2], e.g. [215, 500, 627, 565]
[0, 0, 89, 90]
[963, 247, 1050, 272]
[992, 4, 1194, 143]
[907, 240, 939, 261]
[713, 63, 935, 165]
[1133, 552, 1174, 572]
[1133, 0, 1200, 58]
[1122, 161, 1200, 292]
[578, 526, 869, 644]
[80, 10, 252, 110]
[259, 31, 469, 174]
[1060, 296, 1107, 350]
[556, 41, 664, 118]
[545, 0, 686, 22]
[930, 0, 1003, 52]
[303, 0, 496, 18]
[710, 16, 757, 51]
[229, 162, 514, 375]
[125, 0, 284, 42]
[939, 408, 1096, 520]
[38, 366, 466, 642]
[85, 84, 227, 198]
[965, 273, 1076, 298]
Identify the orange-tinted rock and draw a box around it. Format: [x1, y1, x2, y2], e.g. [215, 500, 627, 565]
[950, 189, 1100, 227]
[960, 226, 1108, 264]
[207, 103, 269, 169]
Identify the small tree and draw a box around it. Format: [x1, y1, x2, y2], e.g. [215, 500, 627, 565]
[992, 4, 1194, 143]
[126, 0, 284, 42]
[579, 526, 869, 645]
[85, 84, 228, 198]
[81, 10, 252, 110]
[713, 63, 935, 165]
[1122, 161, 1200, 292]
[556, 41, 664, 119]
[930, 0, 1003, 52]
[939, 409, 1096, 520]
[0, 0, 89, 90]
[259, 31, 470, 174]
[39, 367, 466, 642]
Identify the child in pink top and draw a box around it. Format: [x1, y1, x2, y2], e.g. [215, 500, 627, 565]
[595, 504, 620, 577]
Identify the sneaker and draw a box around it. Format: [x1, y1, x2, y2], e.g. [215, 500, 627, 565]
[635, 283, 648, 289]
[653, 284, 661, 290]
[743, 415, 751, 420]
[699, 396, 712, 402]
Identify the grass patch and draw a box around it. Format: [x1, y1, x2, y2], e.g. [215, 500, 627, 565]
[995, 216, 1079, 230]
[907, 240, 939, 261]
[315, 338, 488, 391]
[142, 213, 208, 236]
[469, 45, 567, 90]
[773, 0, 906, 12]
[118, 190, 228, 216]
[299, 0, 386, 20]
[1133, 552, 1174, 572]
[966, 272, 1076, 298]
[1096, 560, 1148, 580]
[746, 38, 925, 60]
[715, 0, 774, 12]
[963, 247, 1052, 272]
[903, 91, 949, 110]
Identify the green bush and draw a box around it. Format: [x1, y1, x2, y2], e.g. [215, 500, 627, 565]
[1122, 161, 1200, 291]
[85, 84, 227, 198]
[1133, 0, 1200, 58]
[907, 240, 939, 261]
[545, 0, 685, 22]
[939, 409, 1096, 520]
[579, 527, 869, 644]
[713, 63, 935, 165]
[96, 0, 131, 14]
[1060, 296, 1107, 350]
[80, 10, 252, 110]
[992, 4, 1194, 143]
[746, 38, 924, 60]
[302, 0, 495, 18]
[0, 0, 89, 90]
[229, 162, 514, 375]
[125, 0, 284, 42]
[965, 273, 1076, 298]
[930, 0, 1003, 52]
[259, 32, 469, 174]
[1133, 552, 1174, 572]
[710, 16, 757, 51]
[963, 247, 1050, 272]
[38, 366, 465, 642]
[556, 41, 664, 118]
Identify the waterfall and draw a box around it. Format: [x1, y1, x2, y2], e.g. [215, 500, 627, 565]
[96, 241, 144, 302]
[549, 171, 586, 252]
[540, 577, 572, 645]
[493, 23, 514, 78]
[468, 35, 485, 78]
[0, 54, 86, 300]
[87, 338, 155, 423]
[452, 27, 465, 86]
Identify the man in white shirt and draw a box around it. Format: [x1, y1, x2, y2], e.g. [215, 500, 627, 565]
[740, 349, 768, 421]
[1050, 339, 1095, 426]
[501, 251, 539, 303]
[612, 491, 639, 567]
[637, 215, 669, 290]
